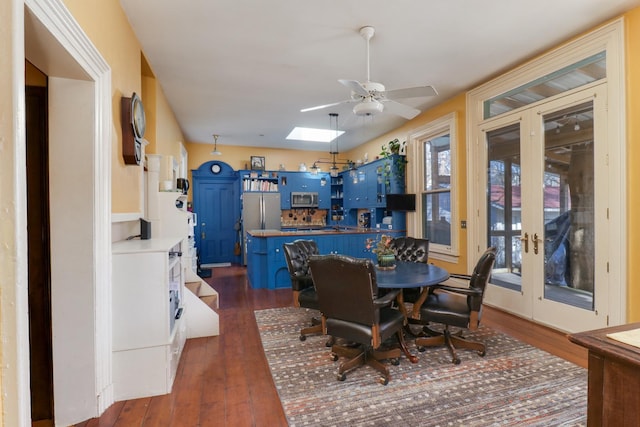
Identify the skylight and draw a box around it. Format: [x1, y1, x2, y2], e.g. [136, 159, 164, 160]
[286, 127, 344, 143]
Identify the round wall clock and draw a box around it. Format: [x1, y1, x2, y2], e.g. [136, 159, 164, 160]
[211, 164, 222, 174]
[131, 92, 146, 139]
[121, 92, 145, 165]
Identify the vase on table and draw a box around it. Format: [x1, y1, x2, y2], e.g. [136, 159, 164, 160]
[377, 253, 396, 269]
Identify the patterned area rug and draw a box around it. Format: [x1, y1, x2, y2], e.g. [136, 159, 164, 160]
[255, 307, 587, 427]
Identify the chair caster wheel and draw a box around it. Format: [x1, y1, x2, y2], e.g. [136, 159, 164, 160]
[337, 373, 346, 381]
[330, 353, 339, 362]
[379, 377, 389, 386]
[453, 358, 461, 365]
[478, 350, 486, 357]
[391, 358, 400, 366]
[299, 335, 306, 341]
[417, 346, 426, 352]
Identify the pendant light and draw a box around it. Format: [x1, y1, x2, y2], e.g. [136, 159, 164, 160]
[310, 113, 354, 177]
[211, 134, 222, 155]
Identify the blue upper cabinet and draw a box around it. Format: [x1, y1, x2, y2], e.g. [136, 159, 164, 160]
[278, 171, 331, 209]
[342, 156, 405, 210]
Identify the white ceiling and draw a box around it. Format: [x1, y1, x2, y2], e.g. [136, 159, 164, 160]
[119, 0, 640, 152]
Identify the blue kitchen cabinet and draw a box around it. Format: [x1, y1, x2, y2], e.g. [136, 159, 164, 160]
[329, 176, 344, 224]
[343, 169, 368, 209]
[279, 171, 331, 209]
[245, 230, 406, 289]
[340, 156, 407, 230]
[266, 237, 291, 289]
[246, 233, 267, 289]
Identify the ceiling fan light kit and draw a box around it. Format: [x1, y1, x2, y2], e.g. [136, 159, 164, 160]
[353, 98, 384, 116]
[300, 25, 437, 120]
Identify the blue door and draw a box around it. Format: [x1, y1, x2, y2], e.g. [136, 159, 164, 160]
[197, 182, 238, 264]
[192, 161, 240, 265]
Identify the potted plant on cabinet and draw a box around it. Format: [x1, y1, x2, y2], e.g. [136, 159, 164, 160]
[379, 138, 407, 185]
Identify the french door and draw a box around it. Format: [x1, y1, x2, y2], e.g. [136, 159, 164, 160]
[481, 84, 609, 332]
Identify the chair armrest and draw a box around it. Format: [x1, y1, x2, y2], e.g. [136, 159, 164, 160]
[448, 273, 471, 280]
[374, 289, 400, 308]
[432, 284, 482, 297]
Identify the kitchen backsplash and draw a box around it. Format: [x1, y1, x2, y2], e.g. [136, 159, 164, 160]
[281, 209, 327, 227]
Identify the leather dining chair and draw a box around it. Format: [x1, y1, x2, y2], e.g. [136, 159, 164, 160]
[390, 236, 429, 263]
[389, 236, 429, 305]
[283, 240, 324, 342]
[414, 246, 497, 364]
[308, 254, 416, 385]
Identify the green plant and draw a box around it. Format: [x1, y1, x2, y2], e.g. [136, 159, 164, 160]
[365, 234, 394, 256]
[379, 138, 404, 157]
[379, 138, 407, 185]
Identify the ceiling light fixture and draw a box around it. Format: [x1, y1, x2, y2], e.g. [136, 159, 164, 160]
[310, 113, 354, 177]
[211, 134, 222, 155]
[353, 97, 384, 116]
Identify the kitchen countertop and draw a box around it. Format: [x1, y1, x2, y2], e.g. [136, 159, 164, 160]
[247, 227, 402, 237]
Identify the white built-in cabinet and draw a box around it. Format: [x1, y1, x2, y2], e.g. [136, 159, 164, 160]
[112, 237, 187, 400]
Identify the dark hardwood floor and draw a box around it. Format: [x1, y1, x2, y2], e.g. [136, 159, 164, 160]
[74, 265, 588, 427]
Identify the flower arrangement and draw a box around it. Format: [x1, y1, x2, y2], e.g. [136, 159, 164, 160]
[365, 234, 395, 256]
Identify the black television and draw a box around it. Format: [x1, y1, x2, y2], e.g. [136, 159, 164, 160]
[386, 193, 416, 211]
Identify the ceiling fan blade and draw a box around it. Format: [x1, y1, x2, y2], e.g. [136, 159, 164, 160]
[384, 85, 438, 100]
[300, 100, 351, 113]
[338, 79, 370, 98]
[382, 100, 421, 120]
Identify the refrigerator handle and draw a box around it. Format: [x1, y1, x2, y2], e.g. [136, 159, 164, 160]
[260, 197, 265, 229]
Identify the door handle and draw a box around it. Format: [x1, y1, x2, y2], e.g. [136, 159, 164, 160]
[519, 232, 529, 253]
[531, 233, 542, 255]
[201, 222, 206, 240]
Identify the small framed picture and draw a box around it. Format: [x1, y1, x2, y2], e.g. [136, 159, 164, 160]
[251, 156, 265, 171]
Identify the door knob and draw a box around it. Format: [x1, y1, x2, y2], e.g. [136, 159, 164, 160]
[519, 232, 529, 253]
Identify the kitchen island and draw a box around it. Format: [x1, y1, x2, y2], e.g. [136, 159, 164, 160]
[246, 227, 404, 289]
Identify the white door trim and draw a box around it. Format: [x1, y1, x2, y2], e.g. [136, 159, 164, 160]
[22, 0, 113, 425]
[466, 19, 626, 329]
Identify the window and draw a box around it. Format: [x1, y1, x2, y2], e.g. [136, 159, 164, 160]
[423, 134, 452, 245]
[408, 113, 457, 260]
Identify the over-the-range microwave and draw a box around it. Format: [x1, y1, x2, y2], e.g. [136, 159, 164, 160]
[291, 192, 319, 208]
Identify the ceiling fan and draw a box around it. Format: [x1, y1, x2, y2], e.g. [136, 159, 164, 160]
[301, 26, 438, 120]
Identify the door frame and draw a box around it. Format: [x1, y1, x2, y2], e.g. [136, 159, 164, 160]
[5, 0, 113, 425]
[466, 19, 626, 331]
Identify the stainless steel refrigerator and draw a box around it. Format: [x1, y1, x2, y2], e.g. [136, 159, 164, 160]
[242, 192, 281, 264]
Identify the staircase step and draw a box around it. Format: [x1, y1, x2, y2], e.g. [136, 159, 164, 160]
[200, 295, 218, 310]
[185, 281, 202, 295]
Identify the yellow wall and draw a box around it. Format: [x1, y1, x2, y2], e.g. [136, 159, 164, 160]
[62, 0, 186, 213]
[185, 143, 335, 177]
[626, 8, 640, 321]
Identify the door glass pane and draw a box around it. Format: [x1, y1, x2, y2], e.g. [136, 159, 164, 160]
[542, 102, 594, 310]
[487, 123, 522, 291]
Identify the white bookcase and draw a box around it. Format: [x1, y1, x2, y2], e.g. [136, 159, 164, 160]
[112, 237, 187, 400]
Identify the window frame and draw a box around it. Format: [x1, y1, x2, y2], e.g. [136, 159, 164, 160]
[408, 112, 458, 261]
